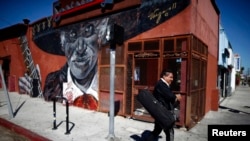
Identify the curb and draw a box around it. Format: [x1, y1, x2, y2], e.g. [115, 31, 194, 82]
[0, 117, 51, 141]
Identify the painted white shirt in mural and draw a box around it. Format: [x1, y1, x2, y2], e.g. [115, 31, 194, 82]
[63, 68, 98, 104]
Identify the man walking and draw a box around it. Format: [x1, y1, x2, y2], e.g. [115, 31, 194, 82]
[148, 69, 182, 141]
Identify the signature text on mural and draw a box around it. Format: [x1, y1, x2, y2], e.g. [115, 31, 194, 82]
[148, 2, 177, 24]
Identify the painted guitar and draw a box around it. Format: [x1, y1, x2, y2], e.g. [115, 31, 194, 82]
[18, 35, 43, 97]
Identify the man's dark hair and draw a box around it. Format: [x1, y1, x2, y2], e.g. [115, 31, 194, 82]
[160, 69, 173, 78]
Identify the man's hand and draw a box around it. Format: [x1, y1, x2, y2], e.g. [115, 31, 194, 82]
[175, 94, 182, 101]
[18, 73, 32, 94]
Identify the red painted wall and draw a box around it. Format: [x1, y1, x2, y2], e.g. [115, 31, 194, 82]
[189, 0, 219, 113]
[0, 38, 26, 91]
[130, 0, 219, 113]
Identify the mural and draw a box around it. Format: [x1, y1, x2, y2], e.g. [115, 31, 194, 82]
[18, 36, 43, 97]
[32, 0, 190, 110]
[43, 18, 109, 110]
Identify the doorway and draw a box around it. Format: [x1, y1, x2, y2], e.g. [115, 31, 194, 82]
[0, 56, 11, 88]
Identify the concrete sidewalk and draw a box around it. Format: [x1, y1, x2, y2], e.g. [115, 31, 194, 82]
[0, 85, 250, 141]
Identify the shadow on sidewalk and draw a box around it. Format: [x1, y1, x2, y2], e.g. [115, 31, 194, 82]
[219, 105, 250, 115]
[0, 99, 26, 118]
[13, 101, 26, 117]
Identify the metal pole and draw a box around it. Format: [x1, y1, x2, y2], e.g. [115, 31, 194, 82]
[0, 65, 14, 118]
[106, 23, 123, 141]
[107, 43, 118, 141]
[52, 96, 71, 134]
[63, 97, 70, 134]
[52, 98, 57, 130]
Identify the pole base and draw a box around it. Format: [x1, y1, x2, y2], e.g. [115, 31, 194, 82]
[106, 134, 120, 141]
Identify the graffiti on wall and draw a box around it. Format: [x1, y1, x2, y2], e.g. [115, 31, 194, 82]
[33, 0, 190, 110]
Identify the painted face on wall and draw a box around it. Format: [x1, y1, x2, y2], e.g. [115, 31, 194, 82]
[60, 18, 109, 79]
